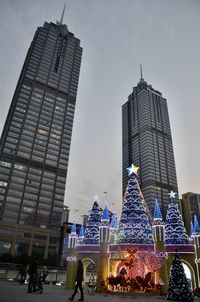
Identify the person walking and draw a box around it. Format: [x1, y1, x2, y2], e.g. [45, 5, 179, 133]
[19, 264, 27, 284]
[68, 259, 84, 301]
[27, 259, 38, 293]
[41, 265, 48, 283]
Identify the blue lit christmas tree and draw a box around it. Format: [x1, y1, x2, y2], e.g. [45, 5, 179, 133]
[71, 220, 77, 234]
[165, 191, 189, 245]
[167, 253, 194, 301]
[194, 214, 200, 233]
[79, 224, 84, 238]
[190, 221, 195, 236]
[116, 164, 153, 244]
[110, 213, 117, 228]
[77, 224, 85, 244]
[84, 199, 102, 244]
[154, 197, 163, 221]
[101, 203, 110, 225]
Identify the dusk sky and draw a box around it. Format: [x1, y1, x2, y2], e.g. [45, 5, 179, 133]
[0, 0, 200, 223]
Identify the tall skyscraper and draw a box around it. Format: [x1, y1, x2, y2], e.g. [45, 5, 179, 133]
[122, 67, 178, 217]
[0, 9, 82, 260]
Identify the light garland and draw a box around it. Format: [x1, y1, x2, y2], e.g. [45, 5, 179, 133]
[154, 252, 168, 259]
[66, 256, 76, 262]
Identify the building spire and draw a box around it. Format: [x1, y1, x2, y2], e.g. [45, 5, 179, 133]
[137, 64, 147, 87]
[60, 2, 66, 24]
[140, 64, 144, 80]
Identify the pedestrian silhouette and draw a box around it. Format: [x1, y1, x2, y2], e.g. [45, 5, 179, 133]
[41, 265, 48, 283]
[68, 259, 84, 301]
[19, 264, 27, 284]
[27, 259, 38, 293]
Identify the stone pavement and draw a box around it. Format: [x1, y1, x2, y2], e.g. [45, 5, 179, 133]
[0, 281, 199, 302]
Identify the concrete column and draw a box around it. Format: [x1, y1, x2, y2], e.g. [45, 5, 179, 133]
[44, 235, 50, 259]
[10, 239, 16, 257]
[96, 242, 109, 292]
[28, 240, 33, 257]
[153, 224, 168, 295]
[65, 248, 77, 290]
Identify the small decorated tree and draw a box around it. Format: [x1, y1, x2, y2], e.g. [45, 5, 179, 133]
[167, 253, 193, 301]
[190, 221, 195, 236]
[84, 200, 102, 244]
[77, 224, 84, 244]
[194, 214, 200, 233]
[110, 213, 117, 228]
[154, 197, 163, 220]
[101, 203, 110, 225]
[165, 191, 189, 245]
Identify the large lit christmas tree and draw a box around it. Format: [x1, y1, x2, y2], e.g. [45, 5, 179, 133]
[165, 191, 189, 245]
[84, 200, 102, 244]
[167, 253, 194, 301]
[116, 164, 153, 244]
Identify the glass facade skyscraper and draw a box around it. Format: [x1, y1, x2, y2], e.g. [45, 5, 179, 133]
[122, 74, 178, 218]
[0, 19, 82, 259]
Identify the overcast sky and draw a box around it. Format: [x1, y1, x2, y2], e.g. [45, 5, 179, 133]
[0, 0, 200, 223]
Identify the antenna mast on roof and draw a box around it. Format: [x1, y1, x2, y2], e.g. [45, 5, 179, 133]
[140, 64, 144, 80]
[60, 2, 66, 24]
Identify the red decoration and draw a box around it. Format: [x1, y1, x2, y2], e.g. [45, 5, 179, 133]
[108, 249, 164, 292]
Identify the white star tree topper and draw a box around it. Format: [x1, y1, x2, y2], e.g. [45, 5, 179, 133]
[169, 190, 176, 198]
[127, 163, 139, 176]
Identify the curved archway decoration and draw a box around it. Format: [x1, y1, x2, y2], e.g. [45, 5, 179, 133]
[181, 259, 197, 289]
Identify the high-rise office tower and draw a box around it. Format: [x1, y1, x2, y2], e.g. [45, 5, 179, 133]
[0, 9, 82, 260]
[122, 67, 178, 218]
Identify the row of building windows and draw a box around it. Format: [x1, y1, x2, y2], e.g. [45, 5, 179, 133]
[0, 184, 65, 200]
[0, 160, 65, 181]
[5, 129, 71, 160]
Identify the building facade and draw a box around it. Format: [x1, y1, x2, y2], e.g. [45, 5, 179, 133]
[0, 16, 82, 260]
[181, 192, 200, 235]
[122, 71, 178, 217]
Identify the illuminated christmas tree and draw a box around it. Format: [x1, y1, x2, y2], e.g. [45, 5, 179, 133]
[190, 221, 195, 236]
[154, 197, 163, 220]
[165, 191, 189, 245]
[116, 164, 153, 244]
[78, 224, 84, 243]
[101, 203, 109, 225]
[194, 214, 200, 233]
[110, 213, 117, 228]
[84, 200, 102, 244]
[79, 224, 84, 238]
[167, 253, 194, 301]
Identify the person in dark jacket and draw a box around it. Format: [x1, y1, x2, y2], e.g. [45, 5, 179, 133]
[41, 265, 48, 283]
[68, 259, 84, 301]
[27, 259, 38, 293]
[19, 264, 27, 284]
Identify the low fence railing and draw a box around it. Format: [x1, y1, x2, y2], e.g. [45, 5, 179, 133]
[0, 263, 66, 284]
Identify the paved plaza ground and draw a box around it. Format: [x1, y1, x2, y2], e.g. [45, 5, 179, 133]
[0, 281, 200, 302]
